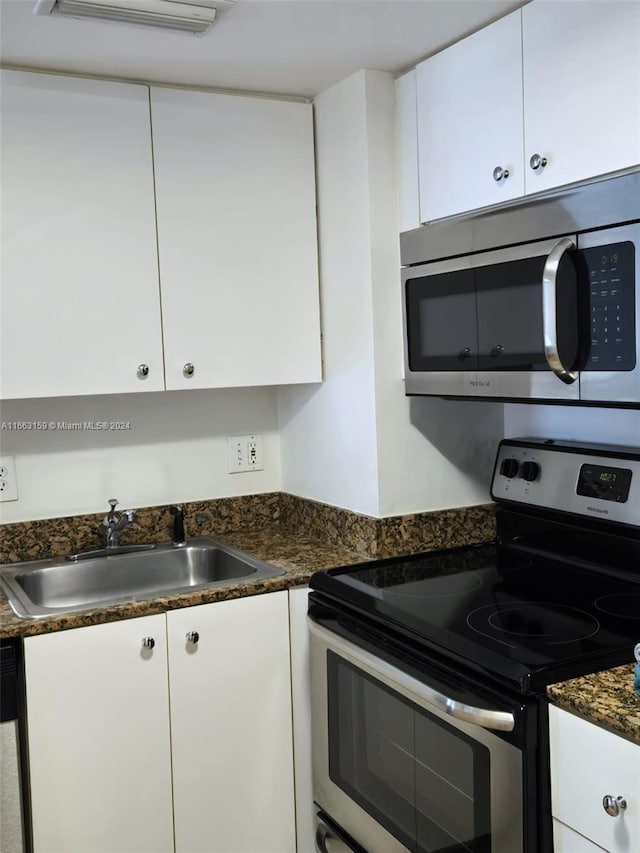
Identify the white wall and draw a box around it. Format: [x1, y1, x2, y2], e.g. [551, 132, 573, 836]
[277, 71, 381, 516]
[278, 69, 504, 518]
[0, 388, 280, 522]
[505, 404, 640, 447]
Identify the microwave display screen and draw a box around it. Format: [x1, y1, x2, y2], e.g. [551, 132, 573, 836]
[576, 464, 632, 503]
[583, 241, 636, 371]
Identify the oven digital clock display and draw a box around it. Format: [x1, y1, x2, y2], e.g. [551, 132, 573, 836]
[576, 464, 633, 503]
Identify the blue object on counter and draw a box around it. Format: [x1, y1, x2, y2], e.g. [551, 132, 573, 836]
[634, 644, 640, 697]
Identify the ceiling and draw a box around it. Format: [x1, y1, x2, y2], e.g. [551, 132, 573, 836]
[0, 0, 527, 99]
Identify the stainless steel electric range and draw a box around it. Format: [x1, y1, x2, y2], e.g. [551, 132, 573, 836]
[308, 438, 640, 853]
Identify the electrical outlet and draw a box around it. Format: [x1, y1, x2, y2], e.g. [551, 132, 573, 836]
[227, 435, 264, 473]
[0, 456, 19, 502]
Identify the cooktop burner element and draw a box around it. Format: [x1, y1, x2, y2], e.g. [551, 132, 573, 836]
[467, 602, 601, 647]
[594, 593, 640, 619]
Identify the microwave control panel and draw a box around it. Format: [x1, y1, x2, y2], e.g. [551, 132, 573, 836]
[584, 240, 636, 371]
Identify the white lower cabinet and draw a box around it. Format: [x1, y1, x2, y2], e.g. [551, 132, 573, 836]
[553, 820, 607, 852]
[24, 591, 296, 853]
[549, 704, 640, 853]
[168, 592, 296, 853]
[24, 614, 174, 853]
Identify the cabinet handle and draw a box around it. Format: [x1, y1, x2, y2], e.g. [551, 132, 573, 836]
[183, 363, 195, 378]
[459, 347, 472, 360]
[186, 631, 199, 645]
[141, 637, 155, 650]
[529, 153, 548, 172]
[492, 166, 510, 182]
[137, 364, 150, 379]
[602, 795, 627, 817]
[490, 345, 504, 357]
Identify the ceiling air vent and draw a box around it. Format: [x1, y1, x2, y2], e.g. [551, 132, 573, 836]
[34, 0, 234, 34]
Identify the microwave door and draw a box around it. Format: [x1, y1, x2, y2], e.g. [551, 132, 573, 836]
[578, 223, 640, 404]
[403, 257, 479, 398]
[471, 237, 582, 401]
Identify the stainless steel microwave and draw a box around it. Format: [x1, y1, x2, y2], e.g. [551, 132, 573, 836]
[401, 171, 640, 406]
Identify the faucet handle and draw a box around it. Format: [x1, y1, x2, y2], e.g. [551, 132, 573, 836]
[108, 498, 119, 513]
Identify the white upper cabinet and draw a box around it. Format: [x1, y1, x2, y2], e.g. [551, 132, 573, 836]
[416, 10, 524, 223]
[0, 71, 165, 399]
[408, 1, 640, 226]
[0, 71, 321, 400]
[150, 87, 322, 390]
[523, 1, 640, 195]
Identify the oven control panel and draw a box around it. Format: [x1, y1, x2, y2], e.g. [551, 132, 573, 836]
[491, 439, 640, 527]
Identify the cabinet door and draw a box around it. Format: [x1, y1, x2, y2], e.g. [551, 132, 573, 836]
[168, 591, 296, 853]
[549, 704, 640, 853]
[150, 87, 321, 390]
[416, 10, 524, 222]
[553, 819, 608, 852]
[0, 71, 164, 399]
[523, 1, 640, 195]
[24, 616, 173, 853]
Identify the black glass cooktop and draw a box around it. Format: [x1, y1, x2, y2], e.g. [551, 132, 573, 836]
[310, 543, 640, 693]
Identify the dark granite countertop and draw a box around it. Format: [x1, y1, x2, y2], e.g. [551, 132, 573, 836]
[547, 665, 640, 745]
[0, 527, 367, 639]
[5, 509, 637, 749]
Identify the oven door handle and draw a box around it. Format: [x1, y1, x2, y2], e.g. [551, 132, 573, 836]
[542, 236, 578, 385]
[310, 620, 515, 733]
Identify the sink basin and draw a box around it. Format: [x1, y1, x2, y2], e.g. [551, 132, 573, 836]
[0, 537, 284, 619]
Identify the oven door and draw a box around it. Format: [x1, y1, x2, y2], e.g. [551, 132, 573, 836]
[403, 237, 582, 401]
[310, 618, 528, 853]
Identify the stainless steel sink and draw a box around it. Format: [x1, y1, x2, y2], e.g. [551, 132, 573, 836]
[0, 537, 284, 619]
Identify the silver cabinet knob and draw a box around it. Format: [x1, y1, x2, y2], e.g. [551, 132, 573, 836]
[493, 166, 510, 182]
[186, 631, 199, 645]
[141, 637, 155, 650]
[529, 153, 548, 171]
[137, 364, 149, 379]
[183, 363, 195, 378]
[491, 344, 505, 357]
[602, 795, 627, 817]
[459, 347, 472, 359]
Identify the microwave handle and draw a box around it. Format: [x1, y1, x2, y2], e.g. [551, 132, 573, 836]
[542, 236, 578, 384]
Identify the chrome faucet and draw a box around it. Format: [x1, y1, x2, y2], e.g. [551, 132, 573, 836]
[104, 498, 136, 549]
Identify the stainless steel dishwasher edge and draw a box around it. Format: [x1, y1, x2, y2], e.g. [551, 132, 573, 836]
[1, 638, 31, 853]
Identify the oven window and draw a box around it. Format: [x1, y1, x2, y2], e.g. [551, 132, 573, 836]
[327, 652, 491, 852]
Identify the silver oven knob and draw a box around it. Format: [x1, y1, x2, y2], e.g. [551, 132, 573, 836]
[603, 795, 627, 817]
